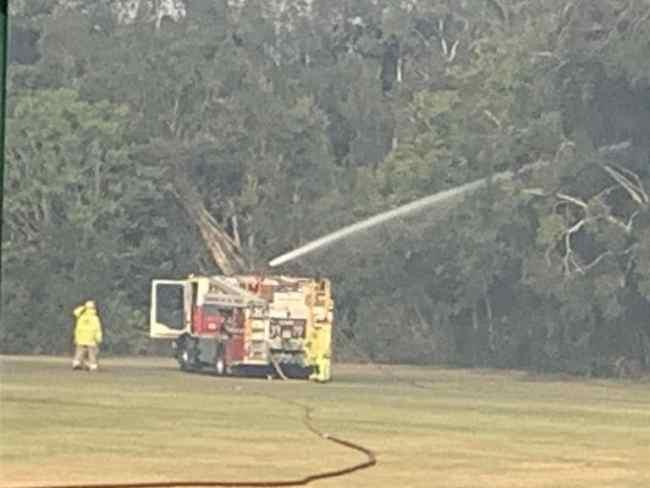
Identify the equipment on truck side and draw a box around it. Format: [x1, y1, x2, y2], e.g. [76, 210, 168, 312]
[149, 274, 334, 382]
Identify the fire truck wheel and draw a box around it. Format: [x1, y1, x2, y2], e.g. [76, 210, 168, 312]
[180, 350, 191, 371]
[215, 357, 226, 376]
[176, 335, 197, 372]
[215, 344, 227, 376]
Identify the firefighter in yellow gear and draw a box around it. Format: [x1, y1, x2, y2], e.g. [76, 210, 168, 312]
[307, 323, 332, 382]
[72, 300, 103, 371]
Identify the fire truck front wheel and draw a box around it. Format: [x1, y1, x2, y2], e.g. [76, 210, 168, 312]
[175, 335, 198, 372]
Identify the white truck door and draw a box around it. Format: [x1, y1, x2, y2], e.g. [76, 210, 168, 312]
[150, 280, 192, 339]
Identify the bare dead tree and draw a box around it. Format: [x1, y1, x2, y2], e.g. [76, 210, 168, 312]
[171, 167, 248, 275]
[539, 163, 648, 279]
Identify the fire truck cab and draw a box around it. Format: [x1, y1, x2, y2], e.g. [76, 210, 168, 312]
[150, 275, 333, 381]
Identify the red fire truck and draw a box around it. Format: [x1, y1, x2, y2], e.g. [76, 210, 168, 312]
[150, 274, 333, 381]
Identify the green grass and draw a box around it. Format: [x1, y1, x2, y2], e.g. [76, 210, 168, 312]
[1, 356, 649, 488]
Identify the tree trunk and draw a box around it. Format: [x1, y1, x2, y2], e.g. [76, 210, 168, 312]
[472, 305, 479, 366]
[172, 170, 248, 275]
[483, 278, 495, 360]
[637, 327, 649, 370]
[396, 55, 403, 83]
[231, 214, 241, 249]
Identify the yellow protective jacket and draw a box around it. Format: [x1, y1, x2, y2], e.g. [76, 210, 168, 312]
[73, 306, 103, 346]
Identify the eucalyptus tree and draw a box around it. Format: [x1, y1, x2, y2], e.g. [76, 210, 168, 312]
[1, 89, 160, 353]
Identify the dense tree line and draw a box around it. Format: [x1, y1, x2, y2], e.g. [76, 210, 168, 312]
[2, 0, 650, 377]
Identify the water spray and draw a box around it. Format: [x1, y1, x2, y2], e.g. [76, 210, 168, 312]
[269, 161, 548, 267]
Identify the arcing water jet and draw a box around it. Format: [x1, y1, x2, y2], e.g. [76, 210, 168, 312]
[269, 161, 548, 267]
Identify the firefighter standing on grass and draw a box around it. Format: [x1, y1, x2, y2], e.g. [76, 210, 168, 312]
[72, 301, 103, 371]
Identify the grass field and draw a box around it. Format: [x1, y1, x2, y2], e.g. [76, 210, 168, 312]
[1, 356, 649, 488]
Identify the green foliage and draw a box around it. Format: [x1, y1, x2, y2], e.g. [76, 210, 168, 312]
[2, 88, 168, 353]
[3, 0, 650, 373]
[537, 214, 565, 248]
